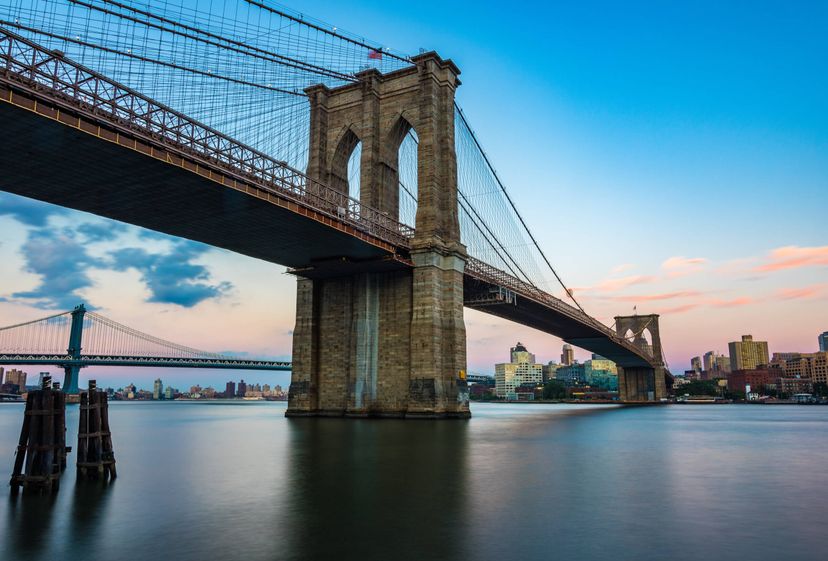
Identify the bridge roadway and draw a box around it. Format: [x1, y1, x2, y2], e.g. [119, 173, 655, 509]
[0, 28, 654, 370]
[0, 354, 292, 371]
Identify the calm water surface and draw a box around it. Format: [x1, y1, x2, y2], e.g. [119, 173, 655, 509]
[1, 401, 827, 561]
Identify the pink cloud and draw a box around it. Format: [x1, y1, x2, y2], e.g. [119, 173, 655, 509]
[608, 290, 702, 302]
[662, 256, 707, 278]
[577, 275, 658, 294]
[708, 297, 754, 308]
[610, 263, 635, 274]
[775, 284, 828, 300]
[754, 245, 828, 272]
[655, 303, 701, 315]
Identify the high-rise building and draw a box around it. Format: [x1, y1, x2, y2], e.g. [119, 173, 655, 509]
[153, 378, 164, 400]
[715, 354, 731, 373]
[561, 344, 574, 366]
[728, 335, 769, 371]
[164, 386, 175, 400]
[511, 342, 535, 364]
[3, 368, 27, 388]
[237, 379, 247, 397]
[495, 342, 543, 399]
[225, 381, 236, 398]
[703, 351, 716, 372]
[820, 332, 828, 352]
[690, 356, 702, 372]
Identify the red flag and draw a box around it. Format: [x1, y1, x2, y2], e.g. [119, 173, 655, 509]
[368, 49, 382, 60]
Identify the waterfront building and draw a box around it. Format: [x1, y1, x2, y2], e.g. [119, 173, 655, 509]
[495, 342, 543, 399]
[153, 378, 164, 400]
[780, 352, 828, 384]
[727, 369, 774, 395]
[561, 344, 574, 366]
[728, 335, 769, 370]
[715, 354, 731, 373]
[778, 377, 813, 395]
[703, 352, 716, 372]
[820, 332, 828, 352]
[237, 379, 247, 397]
[225, 381, 236, 398]
[542, 361, 560, 383]
[584, 355, 618, 390]
[164, 386, 175, 400]
[556, 363, 587, 386]
[690, 356, 702, 373]
[3, 368, 27, 388]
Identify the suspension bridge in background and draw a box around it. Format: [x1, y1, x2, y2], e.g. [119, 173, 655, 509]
[0, 304, 291, 393]
[0, 0, 669, 413]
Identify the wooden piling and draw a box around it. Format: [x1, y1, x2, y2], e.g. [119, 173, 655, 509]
[77, 380, 116, 480]
[9, 376, 67, 494]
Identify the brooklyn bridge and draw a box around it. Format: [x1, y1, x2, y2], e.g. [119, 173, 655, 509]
[0, 0, 669, 417]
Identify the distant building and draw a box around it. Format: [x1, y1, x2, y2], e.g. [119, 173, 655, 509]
[225, 381, 236, 398]
[690, 356, 702, 373]
[556, 363, 587, 387]
[495, 342, 543, 399]
[820, 332, 828, 352]
[778, 377, 813, 396]
[728, 335, 769, 371]
[3, 368, 27, 389]
[727, 369, 775, 395]
[542, 361, 560, 383]
[585, 354, 618, 390]
[780, 352, 828, 384]
[164, 386, 175, 400]
[561, 344, 574, 366]
[715, 354, 731, 373]
[237, 379, 247, 397]
[153, 378, 164, 400]
[703, 351, 716, 372]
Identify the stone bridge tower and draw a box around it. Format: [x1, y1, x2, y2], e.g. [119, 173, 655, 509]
[287, 53, 469, 418]
[614, 314, 668, 401]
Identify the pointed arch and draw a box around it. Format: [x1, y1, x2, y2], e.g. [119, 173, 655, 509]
[329, 126, 361, 196]
[384, 114, 418, 227]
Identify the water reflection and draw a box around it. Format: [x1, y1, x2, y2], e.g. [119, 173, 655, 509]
[284, 418, 469, 561]
[3, 491, 58, 559]
[67, 478, 114, 550]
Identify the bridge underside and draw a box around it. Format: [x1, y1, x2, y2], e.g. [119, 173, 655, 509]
[0, 97, 404, 272]
[464, 277, 652, 369]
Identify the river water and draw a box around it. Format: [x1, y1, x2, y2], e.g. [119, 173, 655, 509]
[1, 401, 826, 561]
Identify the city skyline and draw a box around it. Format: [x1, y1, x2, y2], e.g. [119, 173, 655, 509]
[1, 0, 826, 382]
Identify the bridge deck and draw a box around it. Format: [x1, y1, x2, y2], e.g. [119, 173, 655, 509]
[0, 92, 404, 271]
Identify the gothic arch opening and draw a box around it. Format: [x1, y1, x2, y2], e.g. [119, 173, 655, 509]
[397, 127, 418, 228]
[347, 140, 362, 202]
[330, 127, 361, 197]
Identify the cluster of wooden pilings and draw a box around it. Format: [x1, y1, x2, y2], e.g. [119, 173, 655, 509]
[9, 376, 67, 493]
[77, 380, 117, 480]
[9, 379, 115, 494]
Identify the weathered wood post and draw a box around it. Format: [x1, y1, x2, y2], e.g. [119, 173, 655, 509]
[77, 380, 116, 480]
[9, 375, 66, 494]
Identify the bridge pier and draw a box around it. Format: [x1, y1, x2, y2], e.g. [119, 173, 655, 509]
[617, 366, 667, 402]
[614, 314, 668, 402]
[287, 250, 469, 418]
[287, 52, 469, 419]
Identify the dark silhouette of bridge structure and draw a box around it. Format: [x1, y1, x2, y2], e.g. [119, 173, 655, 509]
[0, 304, 291, 393]
[0, 1, 669, 414]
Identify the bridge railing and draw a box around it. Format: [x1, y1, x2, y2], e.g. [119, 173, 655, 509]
[464, 257, 652, 362]
[0, 27, 414, 248]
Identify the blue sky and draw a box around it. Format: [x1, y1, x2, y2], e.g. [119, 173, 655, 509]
[1, 0, 826, 388]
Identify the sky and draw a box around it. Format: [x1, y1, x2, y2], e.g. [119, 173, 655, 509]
[1, 0, 826, 389]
